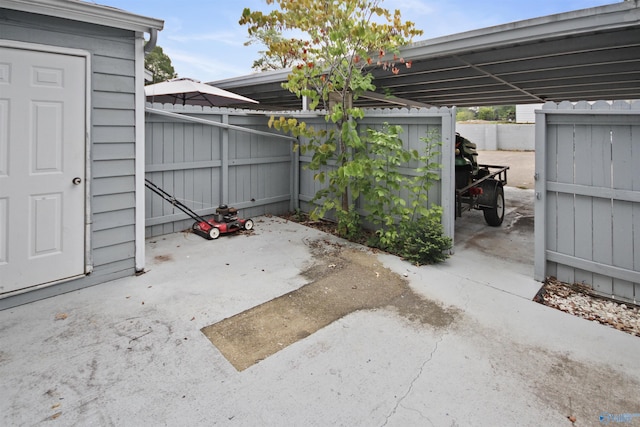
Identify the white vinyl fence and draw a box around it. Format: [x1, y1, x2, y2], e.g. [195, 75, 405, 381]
[535, 101, 640, 304]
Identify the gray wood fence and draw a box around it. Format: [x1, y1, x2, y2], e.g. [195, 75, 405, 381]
[144, 104, 455, 241]
[296, 110, 453, 218]
[535, 100, 640, 304]
[145, 107, 296, 237]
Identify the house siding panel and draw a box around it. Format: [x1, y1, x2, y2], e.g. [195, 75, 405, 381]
[94, 126, 135, 143]
[94, 193, 136, 214]
[93, 176, 136, 196]
[93, 242, 135, 265]
[93, 55, 135, 77]
[93, 209, 135, 232]
[93, 143, 136, 161]
[94, 92, 136, 110]
[94, 159, 136, 178]
[94, 225, 136, 248]
[0, 10, 135, 58]
[0, 8, 140, 308]
[93, 74, 135, 94]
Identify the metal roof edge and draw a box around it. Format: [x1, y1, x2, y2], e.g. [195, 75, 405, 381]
[207, 1, 640, 90]
[210, 68, 292, 89]
[2, 0, 164, 32]
[401, 2, 639, 60]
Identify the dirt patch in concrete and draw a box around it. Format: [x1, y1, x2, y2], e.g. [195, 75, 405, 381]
[201, 239, 458, 371]
[153, 254, 173, 263]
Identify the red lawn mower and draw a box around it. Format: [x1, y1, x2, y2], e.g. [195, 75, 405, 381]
[145, 179, 254, 240]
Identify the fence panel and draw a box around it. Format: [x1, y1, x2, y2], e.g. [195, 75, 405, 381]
[295, 107, 454, 240]
[145, 105, 294, 237]
[145, 105, 455, 244]
[535, 100, 640, 304]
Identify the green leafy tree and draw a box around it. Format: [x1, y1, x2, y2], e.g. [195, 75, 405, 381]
[240, 0, 422, 216]
[360, 126, 444, 251]
[245, 28, 299, 71]
[145, 45, 177, 84]
[495, 105, 515, 121]
[474, 105, 515, 122]
[456, 108, 476, 122]
[241, 1, 451, 262]
[476, 106, 496, 121]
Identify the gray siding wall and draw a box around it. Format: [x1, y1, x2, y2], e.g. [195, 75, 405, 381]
[0, 10, 139, 298]
[535, 100, 640, 304]
[146, 105, 455, 241]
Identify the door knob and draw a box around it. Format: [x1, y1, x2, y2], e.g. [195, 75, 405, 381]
[72, 177, 82, 185]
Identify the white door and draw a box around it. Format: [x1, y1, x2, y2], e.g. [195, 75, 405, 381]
[0, 47, 86, 295]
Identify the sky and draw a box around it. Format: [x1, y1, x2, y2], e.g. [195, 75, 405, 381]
[94, 0, 619, 83]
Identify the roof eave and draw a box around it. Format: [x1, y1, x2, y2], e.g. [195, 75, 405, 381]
[209, 2, 640, 91]
[399, 1, 639, 61]
[2, 0, 164, 32]
[210, 68, 292, 89]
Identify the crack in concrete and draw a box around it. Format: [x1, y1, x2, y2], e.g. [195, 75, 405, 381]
[380, 333, 445, 427]
[396, 403, 435, 426]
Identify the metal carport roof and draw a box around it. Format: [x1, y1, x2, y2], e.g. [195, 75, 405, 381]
[209, 1, 640, 110]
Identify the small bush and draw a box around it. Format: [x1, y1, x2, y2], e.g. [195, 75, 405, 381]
[393, 216, 452, 265]
[336, 206, 362, 241]
[293, 208, 306, 222]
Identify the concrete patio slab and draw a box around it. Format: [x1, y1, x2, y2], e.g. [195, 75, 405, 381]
[1, 212, 639, 427]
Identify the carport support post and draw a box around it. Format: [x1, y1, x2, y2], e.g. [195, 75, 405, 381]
[442, 107, 456, 250]
[534, 107, 547, 282]
[135, 35, 146, 272]
[290, 137, 300, 211]
[221, 114, 229, 204]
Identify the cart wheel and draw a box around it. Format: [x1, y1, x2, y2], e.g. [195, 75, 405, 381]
[482, 183, 505, 226]
[243, 219, 254, 231]
[208, 227, 220, 240]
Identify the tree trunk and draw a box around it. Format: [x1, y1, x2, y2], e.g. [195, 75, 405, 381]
[329, 91, 353, 212]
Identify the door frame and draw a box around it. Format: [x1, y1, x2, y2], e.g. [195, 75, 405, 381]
[1, 39, 93, 293]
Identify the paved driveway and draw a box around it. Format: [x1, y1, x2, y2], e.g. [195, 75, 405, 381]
[478, 150, 535, 190]
[1, 185, 639, 426]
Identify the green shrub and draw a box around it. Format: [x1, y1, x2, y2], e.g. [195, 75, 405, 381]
[394, 213, 452, 265]
[293, 208, 306, 222]
[336, 206, 362, 241]
[456, 108, 476, 122]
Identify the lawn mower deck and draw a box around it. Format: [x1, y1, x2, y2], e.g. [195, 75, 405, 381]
[192, 205, 254, 240]
[145, 179, 253, 240]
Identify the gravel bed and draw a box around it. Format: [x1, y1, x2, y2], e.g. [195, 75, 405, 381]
[535, 278, 639, 337]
